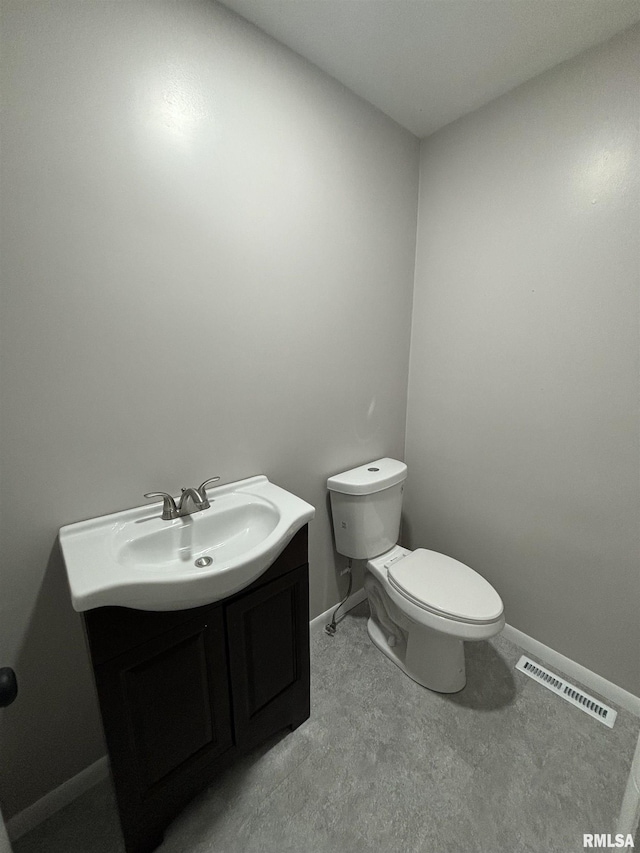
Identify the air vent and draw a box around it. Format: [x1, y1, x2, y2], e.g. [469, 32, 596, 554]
[515, 656, 617, 729]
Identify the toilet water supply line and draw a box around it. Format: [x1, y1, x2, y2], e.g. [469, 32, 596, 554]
[325, 559, 353, 636]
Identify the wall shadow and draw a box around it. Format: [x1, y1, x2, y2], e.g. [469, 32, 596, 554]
[1, 539, 105, 819]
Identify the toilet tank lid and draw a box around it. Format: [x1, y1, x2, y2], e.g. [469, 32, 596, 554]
[327, 458, 407, 496]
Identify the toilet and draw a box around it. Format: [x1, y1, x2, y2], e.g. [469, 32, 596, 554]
[327, 458, 504, 693]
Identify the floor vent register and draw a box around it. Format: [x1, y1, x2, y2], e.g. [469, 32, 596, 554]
[515, 655, 617, 729]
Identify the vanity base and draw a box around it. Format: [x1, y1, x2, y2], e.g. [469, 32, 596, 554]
[83, 527, 310, 853]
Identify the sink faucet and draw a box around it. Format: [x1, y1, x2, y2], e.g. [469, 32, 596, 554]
[145, 477, 220, 520]
[178, 487, 209, 515]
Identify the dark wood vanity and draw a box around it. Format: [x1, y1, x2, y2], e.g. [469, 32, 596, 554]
[82, 526, 310, 853]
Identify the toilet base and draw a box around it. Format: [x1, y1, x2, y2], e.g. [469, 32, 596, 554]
[367, 615, 467, 694]
[364, 570, 467, 693]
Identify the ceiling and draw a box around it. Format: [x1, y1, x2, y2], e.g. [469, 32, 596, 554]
[218, 0, 640, 137]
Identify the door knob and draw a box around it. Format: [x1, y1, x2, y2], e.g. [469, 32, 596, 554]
[0, 668, 17, 708]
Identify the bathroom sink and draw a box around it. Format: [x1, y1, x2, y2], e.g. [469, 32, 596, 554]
[59, 476, 315, 612]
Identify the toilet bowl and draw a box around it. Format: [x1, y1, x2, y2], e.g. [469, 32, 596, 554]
[327, 458, 504, 694]
[365, 545, 504, 692]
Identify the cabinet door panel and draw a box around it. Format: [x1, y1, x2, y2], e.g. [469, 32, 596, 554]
[93, 607, 232, 851]
[226, 566, 309, 748]
[125, 629, 217, 788]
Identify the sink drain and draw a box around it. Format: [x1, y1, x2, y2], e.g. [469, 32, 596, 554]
[194, 556, 213, 568]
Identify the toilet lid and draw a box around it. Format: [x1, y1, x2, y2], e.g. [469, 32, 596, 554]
[387, 549, 503, 624]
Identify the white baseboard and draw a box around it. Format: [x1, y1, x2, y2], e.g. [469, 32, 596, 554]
[1, 809, 12, 853]
[7, 756, 109, 842]
[8, 598, 639, 843]
[617, 732, 640, 836]
[310, 587, 367, 639]
[502, 624, 640, 717]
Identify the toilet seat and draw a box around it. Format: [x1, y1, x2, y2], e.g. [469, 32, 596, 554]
[386, 548, 503, 625]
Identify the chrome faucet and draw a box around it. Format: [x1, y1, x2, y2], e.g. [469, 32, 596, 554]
[145, 477, 220, 520]
[178, 487, 209, 515]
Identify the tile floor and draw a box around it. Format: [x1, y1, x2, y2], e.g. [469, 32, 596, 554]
[14, 601, 639, 853]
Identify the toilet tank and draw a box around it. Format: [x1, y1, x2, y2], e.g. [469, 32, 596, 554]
[327, 458, 407, 560]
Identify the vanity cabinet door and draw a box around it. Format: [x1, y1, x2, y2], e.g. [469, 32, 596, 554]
[226, 565, 310, 750]
[93, 606, 232, 853]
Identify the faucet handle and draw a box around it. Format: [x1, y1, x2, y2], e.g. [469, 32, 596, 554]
[197, 477, 220, 499]
[144, 491, 179, 521]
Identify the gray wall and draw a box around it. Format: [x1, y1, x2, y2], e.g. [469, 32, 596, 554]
[0, 0, 419, 817]
[405, 25, 639, 695]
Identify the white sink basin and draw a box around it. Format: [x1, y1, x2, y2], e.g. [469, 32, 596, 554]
[60, 476, 315, 612]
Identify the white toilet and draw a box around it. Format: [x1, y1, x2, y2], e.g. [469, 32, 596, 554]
[327, 458, 504, 693]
